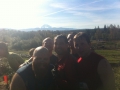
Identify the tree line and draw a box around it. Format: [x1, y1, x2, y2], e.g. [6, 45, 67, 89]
[0, 24, 120, 50]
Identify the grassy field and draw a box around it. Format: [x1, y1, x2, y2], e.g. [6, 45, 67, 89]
[95, 50, 120, 63]
[113, 67, 120, 90]
[10, 50, 30, 61]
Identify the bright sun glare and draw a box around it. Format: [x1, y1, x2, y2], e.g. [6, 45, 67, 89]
[0, 0, 45, 29]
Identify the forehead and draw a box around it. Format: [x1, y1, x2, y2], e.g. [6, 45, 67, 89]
[34, 52, 49, 57]
[74, 37, 87, 42]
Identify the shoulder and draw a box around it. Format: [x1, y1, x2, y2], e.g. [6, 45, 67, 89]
[11, 73, 23, 83]
[9, 73, 26, 90]
[16, 63, 33, 83]
[97, 58, 114, 79]
[98, 59, 110, 66]
[17, 63, 32, 75]
[87, 52, 105, 65]
[97, 59, 115, 90]
[97, 59, 112, 72]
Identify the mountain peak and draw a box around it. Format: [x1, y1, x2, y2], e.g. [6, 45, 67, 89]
[41, 24, 52, 28]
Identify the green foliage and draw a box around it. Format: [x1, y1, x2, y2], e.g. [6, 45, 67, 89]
[0, 58, 14, 76]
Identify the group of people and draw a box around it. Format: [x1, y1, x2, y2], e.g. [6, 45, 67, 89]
[0, 32, 115, 90]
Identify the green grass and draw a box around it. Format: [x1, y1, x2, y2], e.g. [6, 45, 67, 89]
[10, 50, 29, 55]
[95, 50, 120, 63]
[113, 67, 120, 90]
[10, 50, 30, 61]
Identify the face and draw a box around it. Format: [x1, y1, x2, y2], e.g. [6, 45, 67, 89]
[43, 39, 53, 52]
[54, 38, 68, 55]
[32, 52, 50, 77]
[74, 37, 91, 57]
[67, 34, 74, 48]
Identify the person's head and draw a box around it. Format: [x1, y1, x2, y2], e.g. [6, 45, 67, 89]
[67, 32, 76, 48]
[32, 46, 50, 78]
[54, 34, 68, 56]
[29, 48, 35, 57]
[0, 42, 8, 58]
[42, 37, 53, 53]
[74, 32, 91, 58]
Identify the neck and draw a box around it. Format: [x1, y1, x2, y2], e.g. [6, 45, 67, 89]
[82, 50, 92, 59]
[70, 47, 77, 54]
[34, 69, 48, 80]
[57, 51, 68, 60]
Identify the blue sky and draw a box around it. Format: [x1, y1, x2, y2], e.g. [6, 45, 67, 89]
[0, 0, 120, 29]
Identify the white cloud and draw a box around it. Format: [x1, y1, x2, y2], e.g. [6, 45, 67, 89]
[45, 0, 103, 17]
[50, 3, 67, 9]
[49, 0, 120, 16]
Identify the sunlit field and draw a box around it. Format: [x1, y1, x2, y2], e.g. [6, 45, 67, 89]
[95, 50, 120, 63]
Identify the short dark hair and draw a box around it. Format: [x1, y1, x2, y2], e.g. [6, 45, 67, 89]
[54, 34, 68, 43]
[74, 32, 90, 43]
[0, 42, 9, 57]
[29, 48, 35, 56]
[69, 32, 77, 35]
